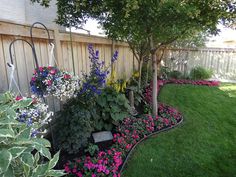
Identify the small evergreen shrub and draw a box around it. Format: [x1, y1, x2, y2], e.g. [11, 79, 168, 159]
[190, 66, 213, 80]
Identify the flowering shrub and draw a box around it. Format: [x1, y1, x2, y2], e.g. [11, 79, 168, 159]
[145, 79, 220, 104]
[30, 66, 79, 100]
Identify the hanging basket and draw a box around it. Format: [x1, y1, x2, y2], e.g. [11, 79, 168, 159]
[30, 66, 79, 100]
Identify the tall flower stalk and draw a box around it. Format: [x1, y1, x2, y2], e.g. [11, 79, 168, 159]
[79, 44, 118, 98]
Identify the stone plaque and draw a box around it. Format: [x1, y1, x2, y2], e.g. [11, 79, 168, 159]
[92, 131, 113, 143]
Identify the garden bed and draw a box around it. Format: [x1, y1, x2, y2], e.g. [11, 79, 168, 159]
[63, 79, 220, 176]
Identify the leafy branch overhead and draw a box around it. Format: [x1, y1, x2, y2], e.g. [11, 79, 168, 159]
[30, 0, 236, 116]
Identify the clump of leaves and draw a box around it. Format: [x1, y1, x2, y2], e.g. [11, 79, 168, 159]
[0, 92, 65, 177]
[85, 143, 99, 156]
[190, 66, 213, 80]
[53, 96, 96, 154]
[95, 87, 131, 130]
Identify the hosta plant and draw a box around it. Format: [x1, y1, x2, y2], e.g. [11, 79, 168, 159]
[95, 87, 131, 130]
[0, 92, 65, 177]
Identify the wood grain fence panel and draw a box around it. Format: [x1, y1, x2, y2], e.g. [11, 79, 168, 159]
[72, 42, 79, 75]
[14, 39, 29, 95]
[75, 43, 83, 76]
[104, 44, 112, 69]
[0, 35, 9, 92]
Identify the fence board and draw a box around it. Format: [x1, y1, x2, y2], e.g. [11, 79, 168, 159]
[0, 35, 8, 92]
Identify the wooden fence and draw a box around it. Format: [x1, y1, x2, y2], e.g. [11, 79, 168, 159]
[1, 21, 236, 110]
[163, 48, 236, 81]
[0, 21, 136, 110]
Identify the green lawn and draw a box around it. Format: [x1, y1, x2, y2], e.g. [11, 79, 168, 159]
[122, 83, 236, 177]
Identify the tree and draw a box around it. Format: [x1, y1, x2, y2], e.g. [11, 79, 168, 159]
[31, 0, 236, 116]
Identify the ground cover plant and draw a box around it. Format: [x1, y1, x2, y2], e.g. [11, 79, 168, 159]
[123, 83, 236, 177]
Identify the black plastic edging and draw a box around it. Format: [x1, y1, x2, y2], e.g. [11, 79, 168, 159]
[119, 117, 184, 174]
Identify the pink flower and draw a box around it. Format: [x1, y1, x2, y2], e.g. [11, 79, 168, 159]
[39, 67, 43, 72]
[31, 77, 36, 82]
[50, 69, 56, 75]
[64, 74, 71, 79]
[64, 165, 70, 173]
[47, 80, 52, 86]
[125, 144, 132, 150]
[15, 95, 23, 101]
[105, 169, 110, 175]
[76, 172, 83, 177]
[72, 168, 77, 173]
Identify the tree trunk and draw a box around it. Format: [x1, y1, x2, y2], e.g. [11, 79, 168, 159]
[138, 59, 143, 90]
[145, 60, 150, 87]
[150, 36, 158, 116]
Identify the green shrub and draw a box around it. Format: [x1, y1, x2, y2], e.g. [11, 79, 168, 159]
[190, 66, 213, 80]
[168, 70, 183, 79]
[85, 143, 99, 156]
[160, 66, 171, 79]
[95, 87, 131, 130]
[0, 92, 64, 177]
[53, 97, 96, 154]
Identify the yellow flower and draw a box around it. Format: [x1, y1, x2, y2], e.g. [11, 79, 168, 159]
[132, 71, 140, 78]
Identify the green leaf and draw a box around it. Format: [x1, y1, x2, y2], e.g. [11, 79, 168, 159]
[111, 105, 120, 113]
[46, 170, 66, 177]
[5, 108, 17, 119]
[32, 143, 51, 159]
[97, 96, 106, 107]
[0, 149, 12, 173]
[32, 163, 48, 177]
[0, 92, 11, 104]
[15, 98, 32, 108]
[34, 152, 40, 166]
[21, 152, 34, 167]
[9, 147, 27, 158]
[33, 138, 51, 148]
[17, 127, 31, 140]
[0, 118, 19, 125]
[48, 151, 60, 169]
[23, 163, 31, 177]
[0, 129, 15, 138]
[3, 164, 13, 177]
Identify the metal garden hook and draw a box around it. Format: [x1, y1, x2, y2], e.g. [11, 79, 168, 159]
[8, 39, 34, 67]
[30, 22, 52, 69]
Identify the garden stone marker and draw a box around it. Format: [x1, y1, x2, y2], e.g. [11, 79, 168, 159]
[92, 131, 113, 143]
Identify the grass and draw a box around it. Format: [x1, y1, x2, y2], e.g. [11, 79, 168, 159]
[122, 83, 236, 177]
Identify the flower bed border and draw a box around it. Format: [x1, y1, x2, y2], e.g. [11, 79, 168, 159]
[119, 117, 184, 174]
